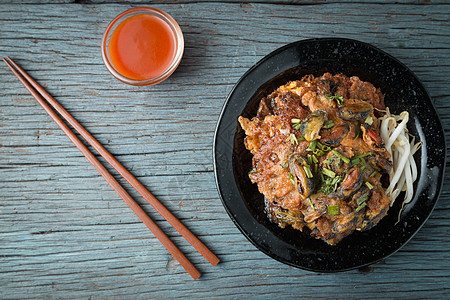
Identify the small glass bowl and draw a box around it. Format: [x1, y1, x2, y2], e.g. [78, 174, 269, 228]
[101, 7, 184, 86]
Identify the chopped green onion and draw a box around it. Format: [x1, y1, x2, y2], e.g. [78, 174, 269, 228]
[297, 136, 305, 141]
[356, 194, 368, 205]
[293, 123, 302, 130]
[291, 118, 301, 123]
[308, 197, 315, 210]
[322, 168, 336, 178]
[354, 129, 361, 140]
[365, 116, 373, 125]
[355, 202, 367, 213]
[365, 182, 374, 189]
[248, 169, 255, 174]
[361, 165, 367, 172]
[312, 155, 318, 164]
[331, 150, 350, 164]
[280, 162, 288, 168]
[360, 157, 366, 165]
[309, 141, 331, 157]
[323, 120, 334, 129]
[313, 149, 325, 156]
[357, 153, 371, 159]
[307, 154, 313, 165]
[288, 172, 296, 185]
[303, 166, 313, 178]
[314, 163, 318, 173]
[307, 140, 318, 152]
[351, 158, 360, 165]
[322, 144, 332, 152]
[369, 170, 377, 177]
[327, 204, 340, 215]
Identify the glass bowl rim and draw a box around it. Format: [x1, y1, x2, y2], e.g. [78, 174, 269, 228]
[101, 6, 184, 86]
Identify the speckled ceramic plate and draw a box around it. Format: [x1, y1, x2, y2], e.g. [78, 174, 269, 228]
[213, 38, 445, 272]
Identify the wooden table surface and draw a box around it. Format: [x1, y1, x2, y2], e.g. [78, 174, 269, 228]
[1, 0, 449, 298]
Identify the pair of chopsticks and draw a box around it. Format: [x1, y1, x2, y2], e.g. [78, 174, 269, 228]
[3, 57, 219, 280]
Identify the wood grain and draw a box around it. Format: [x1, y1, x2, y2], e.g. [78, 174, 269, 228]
[1, 1, 449, 298]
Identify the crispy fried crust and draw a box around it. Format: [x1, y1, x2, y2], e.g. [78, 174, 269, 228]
[239, 73, 392, 245]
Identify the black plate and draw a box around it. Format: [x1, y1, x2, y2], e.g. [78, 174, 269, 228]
[213, 38, 446, 272]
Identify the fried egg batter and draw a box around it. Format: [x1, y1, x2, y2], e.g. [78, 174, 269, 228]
[238, 73, 393, 245]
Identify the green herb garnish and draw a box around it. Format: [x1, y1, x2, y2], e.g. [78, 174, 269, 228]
[369, 170, 377, 177]
[355, 202, 367, 213]
[308, 197, 314, 210]
[320, 175, 343, 195]
[313, 149, 325, 156]
[354, 129, 361, 140]
[293, 123, 302, 130]
[352, 153, 371, 165]
[308, 141, 331, 156]
[248, 169, 255, 174]
[331, 150, 350, 164]
[351, 158, 360, 165]
[304, 166, 313, 178]
[312, 155, 318, 164]
[360, 157, 367, 165]
[356, 194, 368, 205]
[321, 144, 332, 152]
[323, 92, 344, 106]
[323, 155, 340, 167]
[323, 120, 335, 129]
[307, 140, 318, 152]
[356, 153, 371, 159]
[365, 182, 374, 189]
[322, 167, 336, 178]
[288, 172, 296, 185]
[327, 204, 340, 215]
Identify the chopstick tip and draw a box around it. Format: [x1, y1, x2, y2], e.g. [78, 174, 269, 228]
[212, 259, 220, 266]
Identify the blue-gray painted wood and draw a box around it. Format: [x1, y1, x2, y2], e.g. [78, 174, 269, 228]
[1, 1, 449, 298]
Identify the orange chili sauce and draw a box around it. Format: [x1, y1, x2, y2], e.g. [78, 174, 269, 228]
[108, 14, 176, 80]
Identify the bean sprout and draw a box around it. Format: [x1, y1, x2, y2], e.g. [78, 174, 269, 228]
[378, 108, 422, 207]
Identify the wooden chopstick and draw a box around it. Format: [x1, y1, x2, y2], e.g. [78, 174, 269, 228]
[3, 57, 212, 280]
[5, 56, 219, 268]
